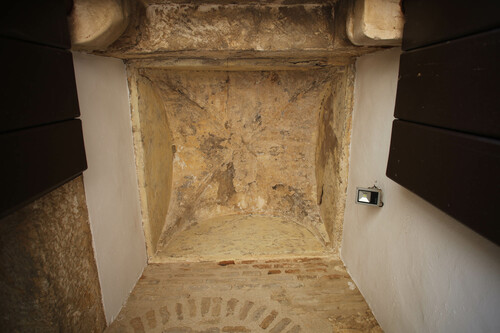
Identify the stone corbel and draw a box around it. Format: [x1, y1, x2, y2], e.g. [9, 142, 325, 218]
[68, 0, 130, 51]
[347, 0, 404, 46]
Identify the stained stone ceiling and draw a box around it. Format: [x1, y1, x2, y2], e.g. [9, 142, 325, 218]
[98, 0, 377, 61]
[139, 1, 338, 4]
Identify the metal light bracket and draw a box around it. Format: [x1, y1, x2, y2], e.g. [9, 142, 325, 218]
[355, 186, 383, 207]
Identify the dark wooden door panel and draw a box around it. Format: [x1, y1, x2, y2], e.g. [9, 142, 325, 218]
[0, 37, 80, 134]
[0, 0, 72, 49]
[0, 120, 87, 219]
[386, 120, 500, 245]
[402, 0, 500, 51]
[395, 29, 500, 139]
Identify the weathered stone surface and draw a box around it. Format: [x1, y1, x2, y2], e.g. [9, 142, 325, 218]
[129, 74, 174, 256]
[69, 0, 131, 51]
[105, 2, 334, 55]
[316, 65, 355, 256]
[98, 0, 378, 60]
[130, 68, 352, 250]
[129, 62, 355, 258]
[347, 0, 404, 46]
[105, 258, 382, 332]
[127, 57, 353, 71]
[0, 177, 106, 331]
[154, 215, 330, 262]
[119, 1, 361, 260]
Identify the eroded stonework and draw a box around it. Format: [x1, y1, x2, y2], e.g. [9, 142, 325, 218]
[316, 66, 355, 254]
[130, 75, 174, 255]
[98, 0, 378, 62]
[0, 177, 106, 331]
[129, 66, 354, 256]
[117, 1, 363, 259]
[106, 2, 334, 55]
[139, 69, 330, 247]
[154, 215, 329, 262]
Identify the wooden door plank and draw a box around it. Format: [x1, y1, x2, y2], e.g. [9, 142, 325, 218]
[395, 29, 500, 139]
[0, 37, 80, 133]
[386, 120, 500, 245]
[0, 0, 72, 49]
[402, 0, 500, 50]
[0, 120, 87, 219]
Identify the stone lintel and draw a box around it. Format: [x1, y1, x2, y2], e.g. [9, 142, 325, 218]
[97, 1, 379, 60]
[124, 54, 359, 71]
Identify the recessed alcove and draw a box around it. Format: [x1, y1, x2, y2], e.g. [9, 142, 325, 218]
[128, 63, 354, 261]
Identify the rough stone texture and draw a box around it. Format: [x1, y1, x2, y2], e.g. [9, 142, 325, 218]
[128, 64, 355, 258]
[129, 74, 174, 256]
[347, 0, 404, 46]
[0, 177, 106, 331]
[117, 1, 362, 261]
[69, 0, 131, 51]
[105, 258, 382, 332]
[154, 215, 330, 262]
[98, 0, 378, 61]
[127, 57, 351, 71]
[129, 68, 356, 253]
[316, 65, 355, 255]
[104, 2, 333, 55]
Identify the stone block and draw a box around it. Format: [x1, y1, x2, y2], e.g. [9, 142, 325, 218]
[0, 177, 106, 331]
[69, 0, 130, 50]
[347, 0, 404, 46]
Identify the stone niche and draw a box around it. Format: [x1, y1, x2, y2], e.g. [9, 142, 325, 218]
[112, 0, 362, 261]
[128, 63, 354, 260]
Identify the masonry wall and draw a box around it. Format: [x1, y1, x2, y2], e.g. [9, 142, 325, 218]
[342, 48, 500, 333]
[0, 177, 106, 331]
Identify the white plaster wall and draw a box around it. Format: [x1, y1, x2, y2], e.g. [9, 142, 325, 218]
[343, 48, 500, 333]
[73, 53, 147, 324]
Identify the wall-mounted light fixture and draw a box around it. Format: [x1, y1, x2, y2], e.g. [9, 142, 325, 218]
[355, 186, 383, 207]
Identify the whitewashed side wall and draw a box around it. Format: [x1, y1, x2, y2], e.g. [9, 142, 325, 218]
[343, 48, 500, 333]
[73, 53, 147, 324]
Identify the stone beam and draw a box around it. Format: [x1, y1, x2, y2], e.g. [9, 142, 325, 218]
[96, 1, 378, 60]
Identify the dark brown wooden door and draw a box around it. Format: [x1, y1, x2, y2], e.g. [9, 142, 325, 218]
[0, 0, 87, 219]
[387, 0, 500, 244]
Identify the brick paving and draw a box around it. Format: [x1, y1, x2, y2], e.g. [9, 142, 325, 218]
[106, 258, 382, 333]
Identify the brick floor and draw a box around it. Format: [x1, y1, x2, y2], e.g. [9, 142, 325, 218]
[106, 258, 382, 332]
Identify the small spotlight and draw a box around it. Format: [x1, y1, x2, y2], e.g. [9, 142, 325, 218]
[355, 186, 383, 207]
